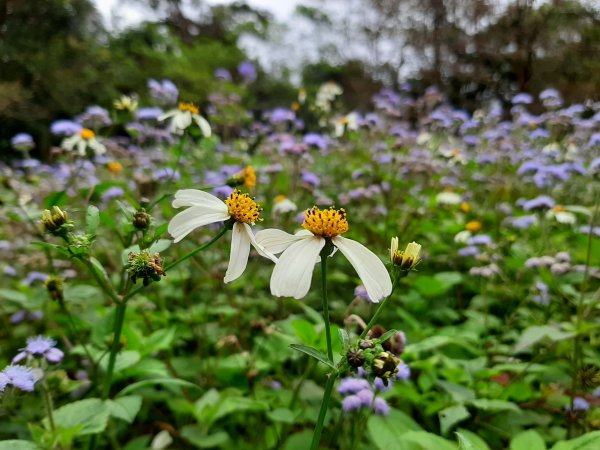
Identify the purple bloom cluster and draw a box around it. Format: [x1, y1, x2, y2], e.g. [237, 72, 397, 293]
[0, 365, 42, 392]
[13, 336, 64, 364]
[338, 377, 390, 416]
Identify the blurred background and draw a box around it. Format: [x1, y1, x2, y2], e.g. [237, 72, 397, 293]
[1, 0, 599, 156]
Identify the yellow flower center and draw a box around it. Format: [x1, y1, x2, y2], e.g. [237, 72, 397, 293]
[274, 195, 286, 203]
[460, 202, 471, 213]
[241, 166, 256, 189]
[466, 221, 482, 232]
[302, 206, 349, 238]
[80, 128, 95, 140]
[178, 102, 199, 114]
[107, 161, 123, 174]
[552, 205, 565, 212]
[225, 190, 261, 224]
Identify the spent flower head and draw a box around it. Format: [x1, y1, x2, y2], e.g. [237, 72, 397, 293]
[127, 250, 165, 286]
[45, 275, 64, 302]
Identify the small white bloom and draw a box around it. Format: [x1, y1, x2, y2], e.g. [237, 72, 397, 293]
[158, 102, 211, 136]
[436, 191, 462, 205]
[168, 189, 276, 283]
[333, 112, 359, 137]
[272, 195, 297, 216]
[61, 128, 106, 156]
[256, 206, 392, 302]
[546, 206, 576, 224]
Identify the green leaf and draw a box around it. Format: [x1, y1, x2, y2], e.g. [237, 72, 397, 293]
[515, 325, 575, 352]
[368, 410, 424, 449]
[439, 405, 470, 435]
[148, 239, 172, 254]
[438, 381, 476, 403]
[510, 430, 546, 450]
[468, 399, 521, 413]
[266, 408, 298, 424]
[211, 396, 269, 422]
[31, 241, 72, 257]
[401, 431, 458, 450]
[378, 329, 399, 343]
[180, 426, 229, 448]
[0, 289, 27, 304]
[122, 245, 141, 265]
[289, 344, 336, 370]
[99, 350, 141, 374]
[456, 430, 491, 450]
[107, 396, 143, 423]
[45, 398, 109, 436]
[88, 257, 111, 286]
[44, 191, 67, 208]
[550, 431, 600, 450]
[0, 441, 42, 450]
[143, 328, 176, 355]
[338, 328, 350, 353]
[283, 431, 314, 450]
[86, 205, 100, 236]
[117, 378, 199, 396]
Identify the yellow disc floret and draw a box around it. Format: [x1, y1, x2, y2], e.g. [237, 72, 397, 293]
[178, 102, 200, 114]
[302, 206, 349, 238]
[80, 128, 96, 140]
[466, 220, 482, 232]
[225, 190, 261, 224]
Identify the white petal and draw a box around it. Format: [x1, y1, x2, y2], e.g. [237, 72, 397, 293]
[173, 189, 229, 212]
[270, 236, 325, 299]
[255, 229, 309, 255]
[332, 236, 392, 303]
[168, 206, 229, 243]
[224, 222, 251, 283]
[193, 114, 212, 137]
[62, 135, 78, 151]
[173, 112, 192, 131]
[77, 140, 87, 156]
[242, 223, 278, 263]
[89, 139, 106, 156]
[157, 110, 176, 122]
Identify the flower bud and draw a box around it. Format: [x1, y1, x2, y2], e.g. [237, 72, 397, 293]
[133, 209, 151, 230]
[41, 206, 69, 234]
[44, 276, 64, 302]
[227, 166, 256, 190]
[372, 351, 400, 379]
[346, 348, 365, 368]
[127, 250, 165, 285]
[390, 238, 422, 271]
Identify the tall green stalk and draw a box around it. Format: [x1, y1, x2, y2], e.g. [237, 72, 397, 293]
[360, 276, 399, 339]
[101, 302, 127, 400]
[310, 245, 337, 450]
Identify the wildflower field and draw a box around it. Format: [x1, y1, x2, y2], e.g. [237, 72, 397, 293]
[1, 78, 599, 450]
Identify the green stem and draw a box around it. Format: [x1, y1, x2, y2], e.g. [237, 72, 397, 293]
[359, 277, 400, 339]
[321, 249, 333, 362]
[101, 302, 127, 399]
[309, 373, 337, 450]
[309, 246, 337, 450]
[41, 381, 56, 431]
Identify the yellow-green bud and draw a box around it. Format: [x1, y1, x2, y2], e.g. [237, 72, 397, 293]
[127, 250, 165, 285]
[390, 238, 422, 270]
[44, 275, 64, 302]
[372, 351, 400, 379]
[133, 209, 151, 230]
[41, 206, 69, 234]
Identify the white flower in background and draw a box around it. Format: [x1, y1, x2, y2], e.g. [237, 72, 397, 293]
[316, 81, 343, 113]
[61, 128, 106, 156]
[439, 145, 468, 165]
[454, 230, 472, 243]
[272, 195, 297, 216]
[333, 112, 359, 137]
[168, 189, 276, 283]
[436, 191, 462, 205]
[159, 102, 211, 136]
[546, 205, 576, 224]
[256, 206, 392, 301]
[113, 95, 138, 112]
[416, 132, 431, 145]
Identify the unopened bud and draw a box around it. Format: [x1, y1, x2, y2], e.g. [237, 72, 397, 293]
[41, 206, 70, 234]
[133, 209, 151, 230]
[127, 250, 165, 285]
[45, 276, 64, 302]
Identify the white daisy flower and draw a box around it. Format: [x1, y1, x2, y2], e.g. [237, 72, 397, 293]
[333, 112, 359, 137]
[256, 207, 392, 301]
[546, 206, 576, 224]
[168, 189, 276, 283]
[272, 195, 297, 216]
[158, 102, 211, 136]
[61, 128, 106, 156]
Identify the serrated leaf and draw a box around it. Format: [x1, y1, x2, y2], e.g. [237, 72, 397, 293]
[45, 398, 109, 436]
[289, 344, 336, 370]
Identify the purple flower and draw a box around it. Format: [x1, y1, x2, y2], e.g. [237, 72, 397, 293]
[269, 108, 295, 124]
[458, 246, 480, 257]
[373, 377, 392, 391]
[13, 336, 64, 364]
[24, 271, 49, 286]
[342, 395, 363, 412]
[512, 93, 533, 105]
[356, 389, 375, 406]
[214, 68, 232, 81]
[11, 133, 34, 151]
[77, 106, 112, 128]
[532, 281, 550, 305]
[4, 266, 17, 277]
[373, 398, 390, 415]
[354, 285, 374, 303]
[395, 360, 411, 381]
[566, 397, 589, 412]
[338, 377, 371, 395]
[468, 235, 492, 246]
[0, 372, 8, 392]
[154, 168, 180, 182]
[51, 120, 82, 136]
[1, 365, 42, 392]
[101, 187, 125, 202]
[303, 133, 328, 151]
[238, 61, 257, 82]
[579, 225, 600, 237]
[301, 171, 320, 187]
[507, 215, 537, 229]
[148, 79, 178, 105]
[523, 195, 555, 211]
[136, 107, 164, 121]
